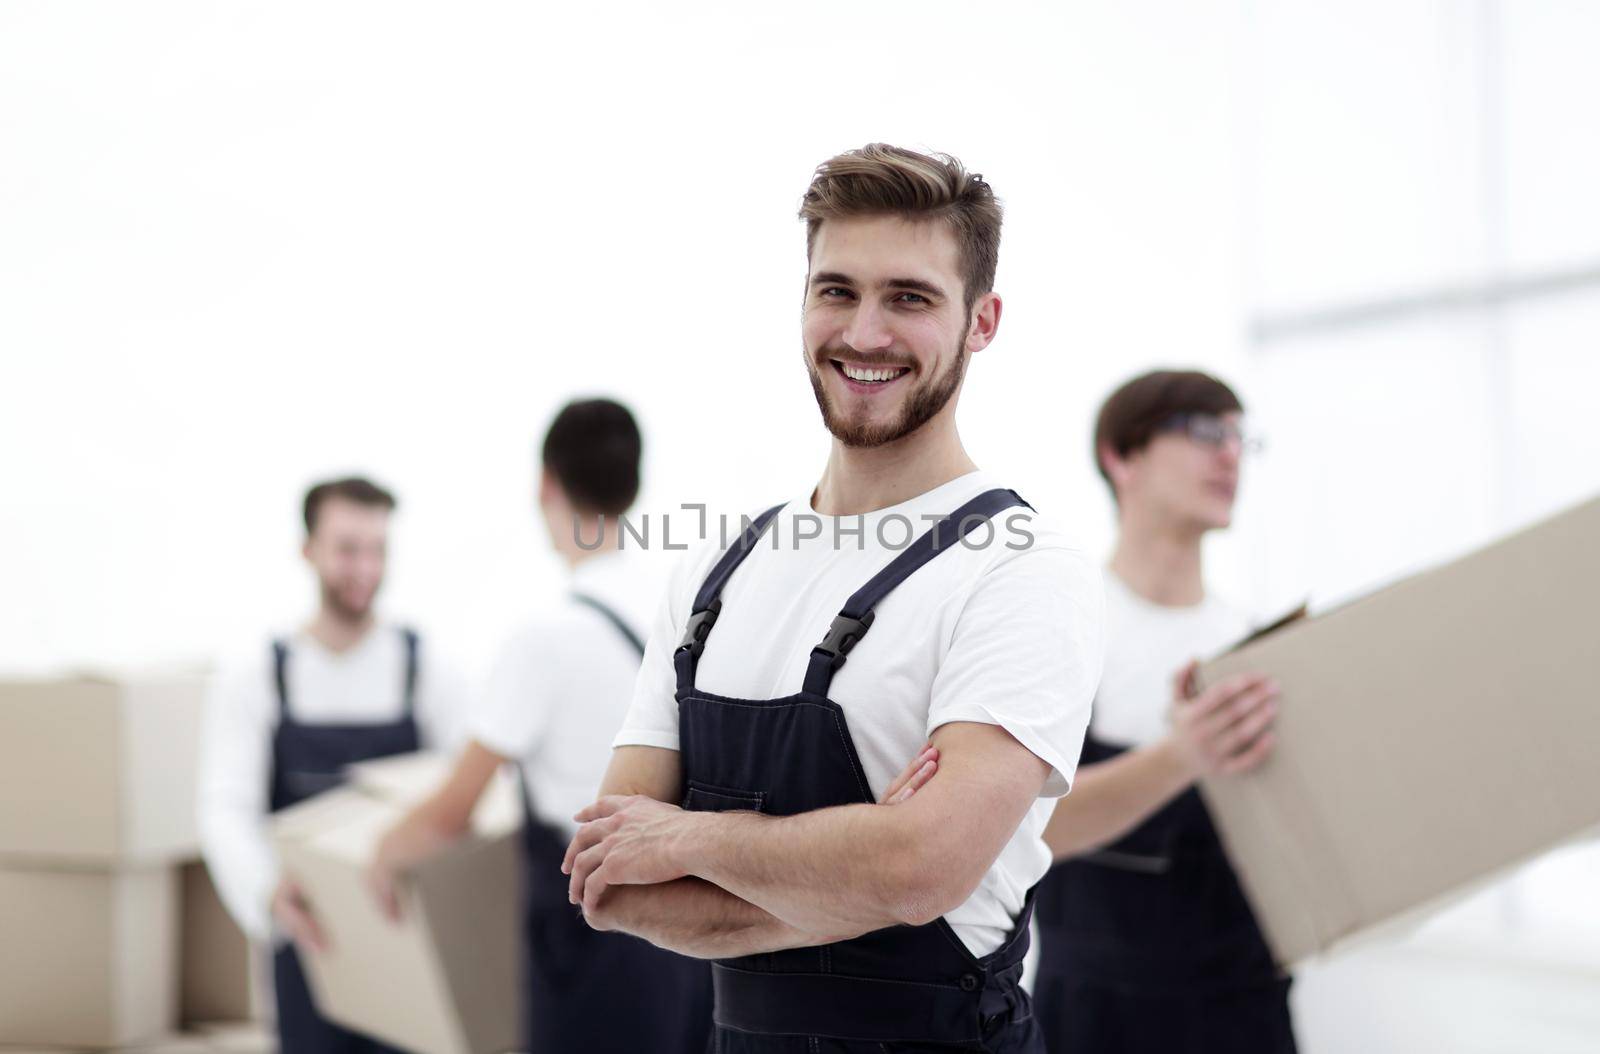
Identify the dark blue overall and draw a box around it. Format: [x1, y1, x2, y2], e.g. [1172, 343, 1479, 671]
[268, 630, 421, 1054]
[1032, 734, 1297, 1053]
[675, 488, 1045, 1053]
[521, 593, 713, 1054]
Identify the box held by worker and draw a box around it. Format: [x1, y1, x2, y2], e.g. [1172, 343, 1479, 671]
[271, 752, 523, 1054]
[1197, 494, 1600, 965]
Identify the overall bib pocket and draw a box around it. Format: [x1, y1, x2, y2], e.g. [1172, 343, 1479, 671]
[684, 779, 767, 813]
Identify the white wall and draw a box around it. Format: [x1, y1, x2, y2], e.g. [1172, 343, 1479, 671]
[0, 1, 1251, 676]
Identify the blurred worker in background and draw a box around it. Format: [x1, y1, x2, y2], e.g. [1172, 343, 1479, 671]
[1032, 369, 1293, 1053]
[197, 476, 469, 1054]
[368, 399, 713, 1054]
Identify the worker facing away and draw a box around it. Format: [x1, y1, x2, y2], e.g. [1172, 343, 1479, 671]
[367, 399, 713, 1053]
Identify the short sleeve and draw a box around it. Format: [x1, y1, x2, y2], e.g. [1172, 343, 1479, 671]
[413, 636, 474, 753]
[467, 627, 552, 762]
[927, 544, 1105, 797]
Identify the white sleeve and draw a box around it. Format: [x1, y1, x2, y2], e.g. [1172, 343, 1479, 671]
[467, 627, 551, 763]
[927, 545, 1105, 798]
[610, 543, 711, 752]
[195, 651, 280, 942]
[413, 636, 473, 753]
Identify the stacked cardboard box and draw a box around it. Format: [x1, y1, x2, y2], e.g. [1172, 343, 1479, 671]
[0, 673, 258, 1049]
[178, 860, 264, 1029]
[0, 1021, 280, 1052]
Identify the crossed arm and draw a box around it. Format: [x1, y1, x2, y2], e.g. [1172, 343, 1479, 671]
[556, 745, 812, 959]
[563, 721, 1050, 957]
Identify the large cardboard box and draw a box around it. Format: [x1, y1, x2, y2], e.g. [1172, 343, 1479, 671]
[192, 1021, 275, 1053]
[0, 864, 179, 1047]
[271, 754, 523, 1054]
[113, 1035, 223, 1053]
[179, 861, 262, 1027]
[0, 674, 207, 862]
[1197, 494, 1600, 966]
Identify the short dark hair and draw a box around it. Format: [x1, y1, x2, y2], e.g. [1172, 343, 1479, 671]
[542, 398, 642, 516]
[303, 476, 397, 534]
[1093, 369, 1244, 492]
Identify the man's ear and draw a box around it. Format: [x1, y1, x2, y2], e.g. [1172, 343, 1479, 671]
[964, 292, 1002, 355]
[1098, 442, 1130, 493]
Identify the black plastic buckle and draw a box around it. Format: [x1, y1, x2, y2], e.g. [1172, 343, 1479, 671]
[677, 599, 722, 660]
[814, 611, 876, 671]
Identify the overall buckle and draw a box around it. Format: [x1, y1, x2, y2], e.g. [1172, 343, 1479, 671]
[815, 611, 876, 671]
[678, 599, 722, 660]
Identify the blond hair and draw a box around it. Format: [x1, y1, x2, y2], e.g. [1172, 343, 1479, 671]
[798, 144, 1002, 313]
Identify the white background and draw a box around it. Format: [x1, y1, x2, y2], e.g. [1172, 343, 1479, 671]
[3, 2, 1598, 1048]
[0, 1, 1254, 675]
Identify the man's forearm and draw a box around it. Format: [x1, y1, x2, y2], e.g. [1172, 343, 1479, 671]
[1042, 738, 1195, 860]
[573, 726, 1043, 942]
[679, 803, 942, 937]
[587, 876, 829, 958]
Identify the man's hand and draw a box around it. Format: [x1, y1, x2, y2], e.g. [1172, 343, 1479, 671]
[881, 743, 939, 804]
[365, 739, 504, 921]
[366, 807, 462, 922]
[563, 795, 694, 914]
[1044, 665, 1277, 860]
[564, 742, 942, 918]
[1167, 660, 1279, 778]
[271, 877, 328, 953]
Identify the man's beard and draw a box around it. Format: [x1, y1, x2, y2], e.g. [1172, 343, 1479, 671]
[806, 337, 967, 449]
[320, 581, 375, 623]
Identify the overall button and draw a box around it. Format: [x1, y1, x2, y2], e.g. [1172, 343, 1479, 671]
[959, 973, 980, 992]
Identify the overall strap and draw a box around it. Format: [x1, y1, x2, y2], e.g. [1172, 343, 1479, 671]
[674, 503, 785, 692]
[801, 488, 1030, 698]
[400, 627, 420, 717]
[571, 593, 647, 658]
[521, 597, 647, 829]
[271, 639, 291, 719]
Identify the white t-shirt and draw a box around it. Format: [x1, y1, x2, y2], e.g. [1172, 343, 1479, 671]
[614, 470, 1105, 956]
[470, 551, 660, 836]
[1088, 572, 1252, 748]
[196, 623, 468, 941]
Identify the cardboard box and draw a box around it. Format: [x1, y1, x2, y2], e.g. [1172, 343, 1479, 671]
[0, 674, 206, 863]
[192, 1022, 275, 1053]
[179, 861, 262, 1026]
[113, 1035, 220, 1053]
[0, 865, 178, 1047]
[271, 753, 523, 1054]
[1197, 494, 1600, 966]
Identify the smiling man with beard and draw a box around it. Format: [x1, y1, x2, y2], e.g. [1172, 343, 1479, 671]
[560, 145, 1105, 1053]
[197, 477, 469, 1054]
